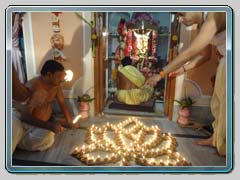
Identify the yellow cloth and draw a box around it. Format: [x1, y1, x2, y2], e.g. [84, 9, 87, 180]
[118, 65, 145, 88]
[116, 65, 153, 105]
[116, 86, 153, 105]
[211, 57, 226, 156]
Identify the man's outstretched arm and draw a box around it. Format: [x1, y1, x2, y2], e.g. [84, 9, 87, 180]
[163, 12, 226, 74]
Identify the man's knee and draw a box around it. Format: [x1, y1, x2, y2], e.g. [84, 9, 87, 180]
[217, 142, 226, 156]
[18, 129, 55, 151]
[33, 130, 55, 151]
[12, 115, 24, 154]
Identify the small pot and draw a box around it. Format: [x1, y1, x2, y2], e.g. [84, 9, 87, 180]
[177, 107, 190, 125]
[79, 102, 90, 119]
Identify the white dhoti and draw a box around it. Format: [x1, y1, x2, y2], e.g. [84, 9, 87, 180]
[12, 109, 24, 154]
[18, 123, 55, 151]
[211, 57, 226, 156]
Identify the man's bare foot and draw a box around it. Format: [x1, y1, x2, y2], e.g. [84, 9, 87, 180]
[194, 136, 226, 157]
[216, 150, 226, 157]
[194, 136, 213, 147]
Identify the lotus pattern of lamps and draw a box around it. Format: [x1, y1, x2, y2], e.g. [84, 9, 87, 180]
[72, 118, 191, 166]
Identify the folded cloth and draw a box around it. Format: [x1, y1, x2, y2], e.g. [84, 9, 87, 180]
[116, 86, 153, 105]
[118, 65, 145, 88]
[116, 65, 153, 105]
[18, 122, 55, 151]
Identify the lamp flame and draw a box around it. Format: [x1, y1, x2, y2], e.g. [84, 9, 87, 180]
[73, 114, 82, 124]
[64, 70, 73, 82]
[102, 31, 109, 37]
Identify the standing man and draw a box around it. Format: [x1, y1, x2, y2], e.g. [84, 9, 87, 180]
[12, 12, 26, 83]
[146, 12, 226, 156]
[12, 65, 31, 154]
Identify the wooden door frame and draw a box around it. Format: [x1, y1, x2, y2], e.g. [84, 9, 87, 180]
[164, 15, 180, 120]
[94, 12, 107, 115]
[94, 12, 179, 118]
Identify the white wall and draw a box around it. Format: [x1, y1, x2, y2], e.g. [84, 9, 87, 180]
[172, 24, 215, 122]
[22, 12, 95, 116]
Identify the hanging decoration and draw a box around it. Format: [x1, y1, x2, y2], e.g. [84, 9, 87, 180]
[50, 12, 72, 81]
[114, 13, 159, 78]
[50, 12, 67, 62]
[114, 18, 128, 65]
[51, 12, 62, 33]
[75, 12, 94, 28]
[50, 33, 66, 62]
[72, 118, 191, 166]
[91, 13, 97, 58]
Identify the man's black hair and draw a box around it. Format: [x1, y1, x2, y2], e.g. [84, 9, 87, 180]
[40, 60, 64, 76]
[121, 56, 132, 67]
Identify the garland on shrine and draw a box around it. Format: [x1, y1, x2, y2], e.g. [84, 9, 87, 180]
[114, 13, 159, 78]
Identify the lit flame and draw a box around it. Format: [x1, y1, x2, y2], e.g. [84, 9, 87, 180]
[102, 31, 109, 37]
[73, 114, 82, 124]
[64, 70, 73, 82]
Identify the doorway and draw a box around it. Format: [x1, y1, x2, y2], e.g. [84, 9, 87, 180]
[93, 12, 178, 118]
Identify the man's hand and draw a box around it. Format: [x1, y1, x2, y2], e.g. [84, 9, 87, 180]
[49, 121, 65, 133]
[168, 66, 185, 77]
[145, 74, 161, 87]
[68, 122, 80, 129]
[56, 119, 80, 129]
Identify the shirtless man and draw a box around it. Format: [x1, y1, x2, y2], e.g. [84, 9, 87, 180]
[18, 60, 77, 151]
[146, 12, 226, 156]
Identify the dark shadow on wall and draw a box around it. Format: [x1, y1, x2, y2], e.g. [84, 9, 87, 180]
[34, 16, 93, 115]
[38, 21, 92, 90]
